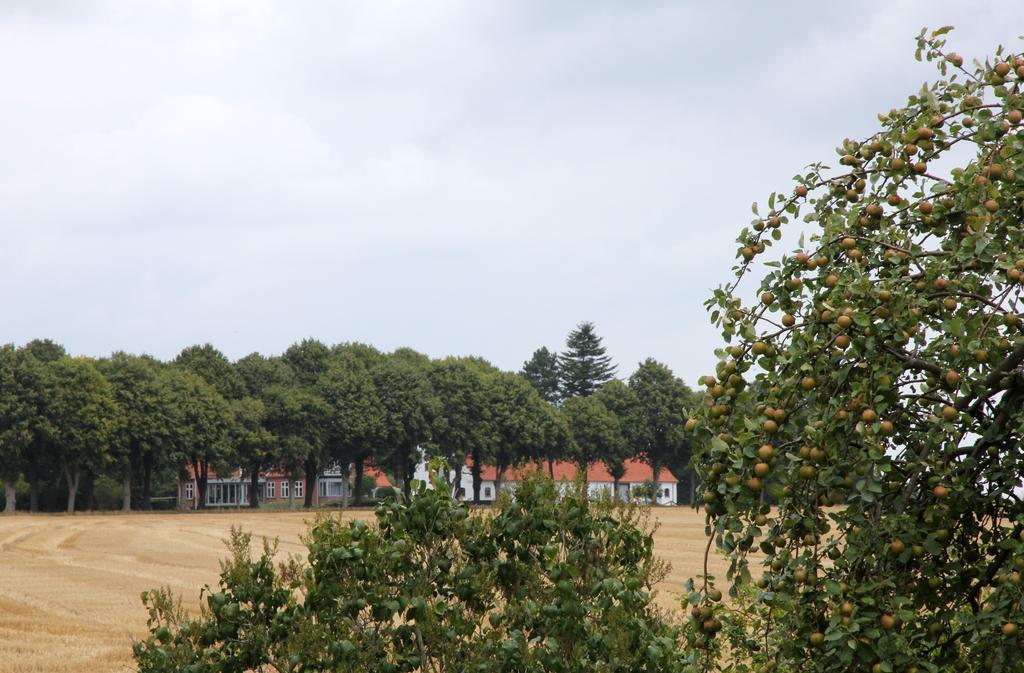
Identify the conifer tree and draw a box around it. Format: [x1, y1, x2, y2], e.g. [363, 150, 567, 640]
[520, 347, 561, 404]
[558, 321, 617, 398]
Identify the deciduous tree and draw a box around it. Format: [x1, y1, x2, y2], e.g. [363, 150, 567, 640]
[98, 353, 171, 510]
[19, 340, 65, 511]
[487, 371, 548, 495]
[234, 354, 295, 508]
[162, 368, 235, 510]
[45, 357, 124, 513]
[428, 357, 493, 501]
[230, 396, 274, 509]
[317, 351, 386, 505]
[594, 378, 643, 494]
[562, 395, 623, 473]
[175, 344, 245, 400]
[282, 338, 332, 387]
[629, 359, 689, 504]
[263, 383, 329, 509]
[0, 345, 32, 512]
[373, 352, 438, 501]
[235, 352, 295, 396]
[535, 402, 572, 478]
[687, 30, 1024, 671]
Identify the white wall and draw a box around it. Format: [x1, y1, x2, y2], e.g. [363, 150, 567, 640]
[413, 461, 498, 501]
[628, 481, 676, 505]
[412, 461, 677, 504]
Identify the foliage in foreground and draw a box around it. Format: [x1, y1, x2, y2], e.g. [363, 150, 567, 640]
[686, 30, 1024, 672]
[134, 473, 684, 673]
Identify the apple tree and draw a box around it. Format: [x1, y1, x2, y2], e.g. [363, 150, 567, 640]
[686, 29, 1024, 672]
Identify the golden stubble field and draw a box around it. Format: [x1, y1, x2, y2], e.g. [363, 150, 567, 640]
[0, 507, 729, 673]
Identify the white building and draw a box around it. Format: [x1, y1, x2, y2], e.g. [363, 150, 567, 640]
[413, 458, 678, 504]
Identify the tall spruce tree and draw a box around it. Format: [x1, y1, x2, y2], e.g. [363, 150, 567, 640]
[520, 347, 561, 404]
[558, 321, 617, 399]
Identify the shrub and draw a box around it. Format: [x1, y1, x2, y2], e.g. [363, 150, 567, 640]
[134, 473, 685, 672]
[93, 475, 123, 510]
[374, 485, 397, 501]
[359, 474, 377, 499]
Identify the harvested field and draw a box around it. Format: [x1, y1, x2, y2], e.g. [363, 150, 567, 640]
[0, 507, 729, 673]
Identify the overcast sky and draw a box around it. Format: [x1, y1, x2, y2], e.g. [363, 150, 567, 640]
[2, 1, 1023, 386]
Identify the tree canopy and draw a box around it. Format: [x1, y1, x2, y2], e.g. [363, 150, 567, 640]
[1, 329, 686, 513]
[629, 359, 692, 504]
[0, 345, 33, 512]
[562, 395, 623, 472]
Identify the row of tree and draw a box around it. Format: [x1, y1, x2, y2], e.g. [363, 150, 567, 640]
[0, 323, 695, 513]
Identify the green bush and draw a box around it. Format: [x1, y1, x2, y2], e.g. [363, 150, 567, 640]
[93, 475, 123, 510]
[359, 474, 377, 499]
[133, 473, 685, 672]
[374, 485, 397, 501]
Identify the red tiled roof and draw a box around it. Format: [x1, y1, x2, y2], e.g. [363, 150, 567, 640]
[476, 458, 676, 484]
[184, 463, 394, 487]
[183, 465, 294, 480]
[366, 466, 392, 488]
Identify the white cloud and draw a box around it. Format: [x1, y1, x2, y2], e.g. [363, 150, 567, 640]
[1, 0, 1023, 385]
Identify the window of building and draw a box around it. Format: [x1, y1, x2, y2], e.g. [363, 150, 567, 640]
[294, 480, 304, 499]
[206, 483, 241, 506]
[281, 480, 289, 499]
[484, 486, 492, 498]
[184, 482, 194, 500]
[266, 481, 275, 499]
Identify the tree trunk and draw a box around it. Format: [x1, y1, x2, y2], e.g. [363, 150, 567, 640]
[391, 454, 403, 503]
[613, 477, 620, 501]
[494, 465, 504, 500]
[304, 458, 317, 509]
[471, 448, 482, 504]
[65, 466, 81, 514]
[27, 454, 39, 513]
[288, 469, 296, 510]
[447, 461, 459, 499]
[82, 471, 96, 511]
[249, 463, 260, 509]
[547, 456, 555, 479]
[650, 460, 660, 505]
[3, 480, 15, 513]
[125, 440, 139, 511]
[402, 449, 413, 502]
[122, 466, 132, 511]
[353, 456, 365, 506]
[141, 450, 154, 510]
[192, 459, 207, 510]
